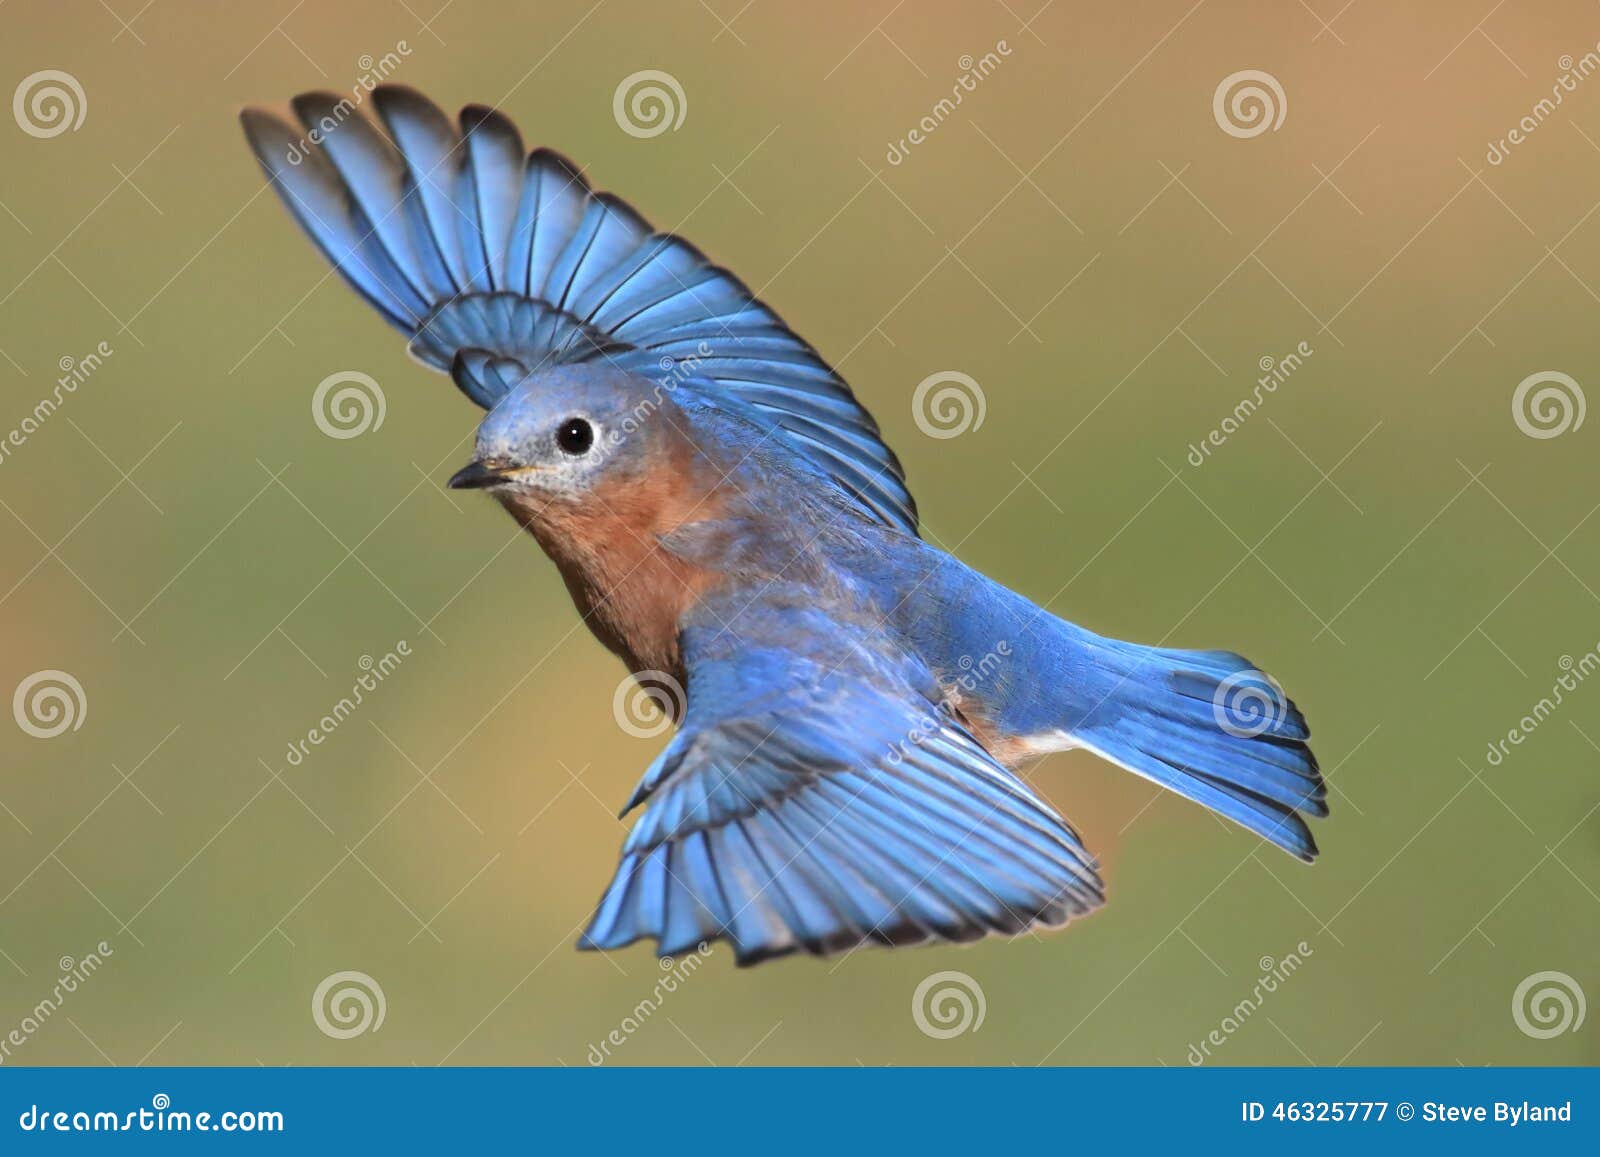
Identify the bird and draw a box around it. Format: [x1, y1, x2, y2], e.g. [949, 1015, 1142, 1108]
[240, 87, 1326, 966]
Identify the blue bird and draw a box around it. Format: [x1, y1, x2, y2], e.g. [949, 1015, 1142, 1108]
[241, 88, 1325, 965]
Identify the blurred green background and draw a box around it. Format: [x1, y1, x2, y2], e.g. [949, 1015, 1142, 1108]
[1, 0, 1597, 1066]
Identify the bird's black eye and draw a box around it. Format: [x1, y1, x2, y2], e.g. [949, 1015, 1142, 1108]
[556, 417, 594, 456]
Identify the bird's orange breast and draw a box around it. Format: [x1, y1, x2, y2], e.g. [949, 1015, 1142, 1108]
[499, 454, 730, 681]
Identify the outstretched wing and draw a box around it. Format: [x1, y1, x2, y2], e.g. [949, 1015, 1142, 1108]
[580, 603, 1103, 964]
[239, 87, 918, 534]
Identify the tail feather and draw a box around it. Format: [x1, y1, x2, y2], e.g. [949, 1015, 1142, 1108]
[1071, 641, 1326, 862]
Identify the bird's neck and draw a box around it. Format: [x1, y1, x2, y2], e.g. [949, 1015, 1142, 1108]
[498, 454, 733, 680]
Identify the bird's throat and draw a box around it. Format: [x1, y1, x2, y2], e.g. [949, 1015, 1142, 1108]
[495, 471, 729, 679]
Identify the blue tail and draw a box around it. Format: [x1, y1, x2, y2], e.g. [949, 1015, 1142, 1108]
[1068, 639, 1326, 861]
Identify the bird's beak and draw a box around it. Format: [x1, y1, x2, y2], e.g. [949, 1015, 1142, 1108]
[448, 459, 515, 490]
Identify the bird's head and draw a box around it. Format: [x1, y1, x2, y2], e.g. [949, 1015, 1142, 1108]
[449, 361, 740, 661]
[449, 362, 681, 504]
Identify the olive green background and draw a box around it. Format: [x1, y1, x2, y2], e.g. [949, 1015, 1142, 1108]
[1, 0, 1596, 1066]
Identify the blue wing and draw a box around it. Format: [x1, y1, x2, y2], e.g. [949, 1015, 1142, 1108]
[239, 87, 918, 534]
[579, 600, 1104, 964]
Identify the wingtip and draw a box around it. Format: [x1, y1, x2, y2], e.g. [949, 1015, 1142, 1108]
[370, 83, 442, 114]
[287, 90, 371, 136]
[527, 146, 588, 186]
[460, 102, 510, 130]
[236, 106, 298, 171]
[459, 102, 526, 160]
[236, 104, 278, 138]
[370, 81, 428, 102]
[618, 784, 649, 819]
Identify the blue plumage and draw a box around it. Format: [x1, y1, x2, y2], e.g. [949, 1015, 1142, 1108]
[240, 87, 918, 534]
[583, 603, 1104, 962]
[241, 89, 1327, 965]
[855, 548, 1325, 862]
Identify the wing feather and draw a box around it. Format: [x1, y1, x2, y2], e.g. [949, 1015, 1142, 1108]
[241, 86, 918, 534]
[578, 607, 1103, 965]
